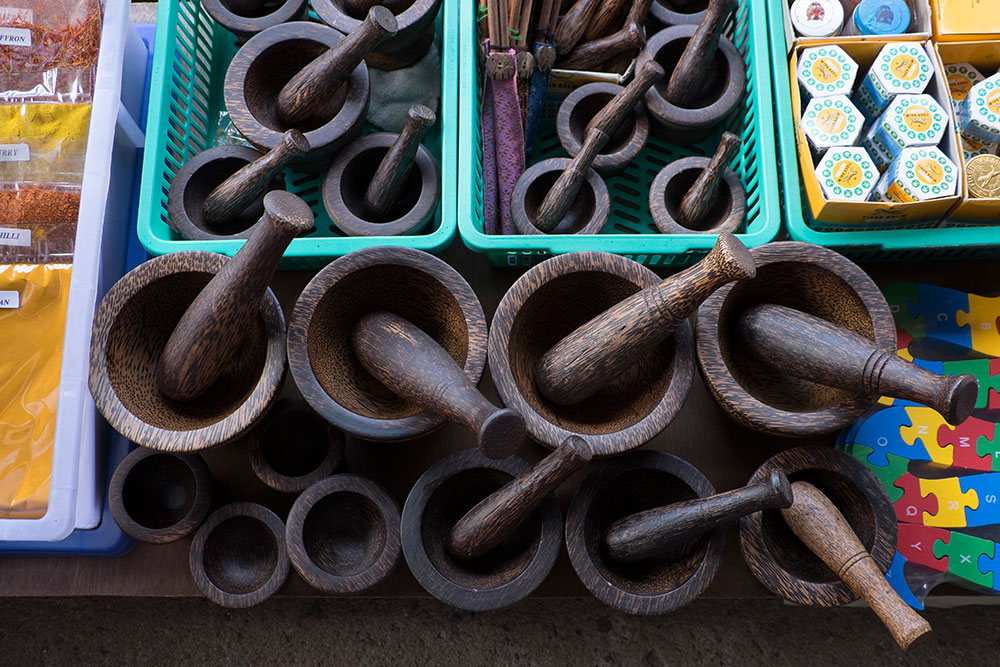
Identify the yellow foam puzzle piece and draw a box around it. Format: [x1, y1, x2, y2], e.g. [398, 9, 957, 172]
[919, 477, 979, 527]
[901, 406, 953, 467]
[956, 294, 1000, 356]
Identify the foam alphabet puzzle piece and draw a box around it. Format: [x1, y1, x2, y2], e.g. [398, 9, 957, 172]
[884, 282, 926, 339]
[991, 358, 1000, 409]
[845, 444, 909, 502]
[851, 406, 930, 467]
[910, 283, 973, 350]
[920, 477, 978, 527]
[895, 473, 939, 524]
[933, 530, 995, 590]
[900, 406, 952, 467]
[886, 552, 926, 611]
[957, 473, 1000, 526]
[943, 359, 1000, 409]
[937, 418, 1000, 473]
[957, 293, 1000, 357]
[897, 524, 950, 572]
[978, 548, 1000, 592]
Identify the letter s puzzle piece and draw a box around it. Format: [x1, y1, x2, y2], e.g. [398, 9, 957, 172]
[897, 524, 950, 572]
[894, 473, 939, 524]
[933, 530, 995, 590]
[957, 473, 1000, 527]
[900, 406, 952, 467]
[936, 417, 999, 473]
[920, 477, 978, 527]
[956, 293, 1000, 357]
[910, 284, 973, 350]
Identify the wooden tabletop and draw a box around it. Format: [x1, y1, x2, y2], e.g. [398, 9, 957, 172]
[0, 240, 991, 598]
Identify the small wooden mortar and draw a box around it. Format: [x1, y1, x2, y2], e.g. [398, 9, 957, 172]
[248, 397, 344, 493]
[311, 0, 441, 70]
[400, 449, 563, 611]
[189, 502, 290, 608]
[649, 0, 708, 29]
[637, 0, 745, 144]
[322, 104, 440, 236]
[224, 19, 375, 169]
[287, 246, 502, 449]
[488, 251, 696, 456]
[109, 447, 213, 544]
[167, 130, 309, 241]
[565, 450, 725, 615]
[285, 474, 401, 594]
[650, 130, 746, 234]
[202, 0, 308, 40]
[695, 241, 978, 436]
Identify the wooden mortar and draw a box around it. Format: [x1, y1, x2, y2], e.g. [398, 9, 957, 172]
[649, 0, 708, 29]
[202, 0, 308, 40]
[109, 447, 213, 544]
[565, 450, 725, 615]
[287, 246, 492, 444]
[248, 396, 344, 493]
[650, 130, 746, 234]
[400, 449, 563, 611]
[285, 474, 402, 594]
[189, 502, 290, 608]
[311, 0, 441, 70]
[695, 241, 976, 436]
[322, 104, 440, 236]
[488, 251, 696, 456]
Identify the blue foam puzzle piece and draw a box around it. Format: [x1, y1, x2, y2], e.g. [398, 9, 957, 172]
[887, 552, 925, 610]
[850, 406, 930, 467]
[958, 473, 1000, 527]
[910, 284, 973, 350]
[978, 550, 1000, 592]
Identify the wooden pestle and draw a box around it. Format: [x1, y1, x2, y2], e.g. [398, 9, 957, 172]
[782, 482, 932, 650]
[363, 104, 436, 219]
[583, 0, 631, 40]
[677, 131, 740, 228]
[737, 304, 979, 426]
[555, 0, 602, 55]
[606, 470, 792, 564]
[533, 61, 664, 233]
[155, 191, 313, 402]
[449, 435, 593, 560]
[202, 130, 310, 228]
[560, 0, 652, 71]
[535, 232, 755, 406]
[276, 7, 398, 127]
[352, 311, 525, 460]
[665, 0, 737, 108]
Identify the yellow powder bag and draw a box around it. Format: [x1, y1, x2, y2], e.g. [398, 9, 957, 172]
[0, 263, 71, 519]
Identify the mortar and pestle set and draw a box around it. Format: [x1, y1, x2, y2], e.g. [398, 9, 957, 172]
[554, 0, 655, 74]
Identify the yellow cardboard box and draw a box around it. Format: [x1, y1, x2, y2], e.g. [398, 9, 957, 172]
[931, 0, 1000, 41]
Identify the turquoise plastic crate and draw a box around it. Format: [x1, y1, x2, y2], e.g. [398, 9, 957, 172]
[766, 1, 1000, 261]
[137, 0, 457, 269]
[457, 0, 780, 268]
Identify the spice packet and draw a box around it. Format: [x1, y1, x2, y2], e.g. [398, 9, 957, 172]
[0, 185, 78, 262]
[0, 102, 90, 185]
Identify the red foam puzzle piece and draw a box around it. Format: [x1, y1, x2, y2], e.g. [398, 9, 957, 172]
[990, 358, 1000, 410]
[937, 418, 997, 472]
[897, 524, 950, 572]
[895, 472, 939, 524]
[897, 327, 914, 352]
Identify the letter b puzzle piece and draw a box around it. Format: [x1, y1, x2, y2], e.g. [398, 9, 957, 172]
[956, 293, 1000, 357]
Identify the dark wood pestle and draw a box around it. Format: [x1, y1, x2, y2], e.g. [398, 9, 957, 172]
[155, 191, 313, 402]
[559, 0, 653, 71]
[535, 232, 754, 406]
[782, 481, 932, 651]
[449, 435, 593, 560]
[276, 7, 398, 127]
[352, 311, 525, 460]
[665, 0, 737, 108]
[737, 304, 978, 426]
[555, 0, 602, 55]
[606, 470, 792, 563]
[678, 130, 740, 228]
[583, 0, 631, 40]
[363, 104, 436, 219]
[202, 130, 310, 228]
[533, 61, 663, 232]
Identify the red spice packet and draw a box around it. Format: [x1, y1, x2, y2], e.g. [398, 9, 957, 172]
[0, 186, 77, 262]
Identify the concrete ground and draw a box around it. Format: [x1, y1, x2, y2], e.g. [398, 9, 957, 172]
[1, 597, 998, 665]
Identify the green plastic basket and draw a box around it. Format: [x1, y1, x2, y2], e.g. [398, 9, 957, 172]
[766, 1, 1000, 261]
[457, 0, 780, 268]
[137, 0, 457, 269]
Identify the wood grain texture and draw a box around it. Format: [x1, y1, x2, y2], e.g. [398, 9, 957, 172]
[534, 233, 754, 406]
[556, 82, 649, 175]
[565, 450, 725, 614]
[312, 0, 441, 69]
[189, 502, 290, 608]
[665, 0, 737, 107]
[738, 447, 897, 608]
[155, 191, 313, 402]
[276, 7, 397, 127]
[247, 396, 344, 493]
[89, 251, 286, 452]
[782, 482, 932, 650]
[202, 0, 308, 40]
[554, 0, 602, 55]
[636, 23, 744, 145]
[582, 0, 630, 40]
[400, 449, 562, 610]
[167, 145, 281, 241]
[648, 0, 708, 29]
[449, 435, 592, 560]
[364, 105, 436, 218]
[489, 251, 696, 455]
[738, 304, 978, 425]
[202, 130, 310, 228]
[510, 157, 609, 235]
[695, 242, 900, 437]
[287, 246, 488, 442]
[529, 126, 611, 233]
[109, 448, 213, 544]
[322, 130, 440, 237]
[678, 130, 740, 227]
[224, 21, 369, 169]
[605, 470, 791, 564]
[352, 312, 525, 460]
[556, 20, 644, 71]
[650, 155, 745, 234]
[285, 474, 401, 594]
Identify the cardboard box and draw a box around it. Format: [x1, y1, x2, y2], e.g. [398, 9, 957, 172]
[931, 0, 1000, 42]
[936, 41, 1000, 224]
[790, 39, 961, 228]
[782, 0, 932, 52]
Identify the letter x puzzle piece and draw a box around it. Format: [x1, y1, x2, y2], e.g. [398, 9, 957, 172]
[936, 417, 1000, 473]
[883, 282, 927, 340]
[908, 283, 973, 350]
[942, 358, 1000, 410]
[933, 529, 996, 590]
[956, 293, 1000, 357]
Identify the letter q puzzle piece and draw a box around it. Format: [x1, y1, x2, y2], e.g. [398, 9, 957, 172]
[894, 472, 939, 524]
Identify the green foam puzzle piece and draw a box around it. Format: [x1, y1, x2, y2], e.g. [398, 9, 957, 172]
[845, 444, 909, 503]
[884, 282, 927, 339]
[933, 531, 996, 589]
[942, 359, 1000, 410]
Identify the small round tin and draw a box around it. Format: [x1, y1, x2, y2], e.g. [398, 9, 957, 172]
[790, 0, 845, 38]
[797, 46, 859, 100]
[875, 146, 958, 203]
[801, 95, 864, 156]
[816, 147, 878, 202]
[845, 0, 911, 36]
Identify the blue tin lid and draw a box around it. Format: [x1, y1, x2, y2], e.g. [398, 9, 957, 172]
[853, 0, 911, 35]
